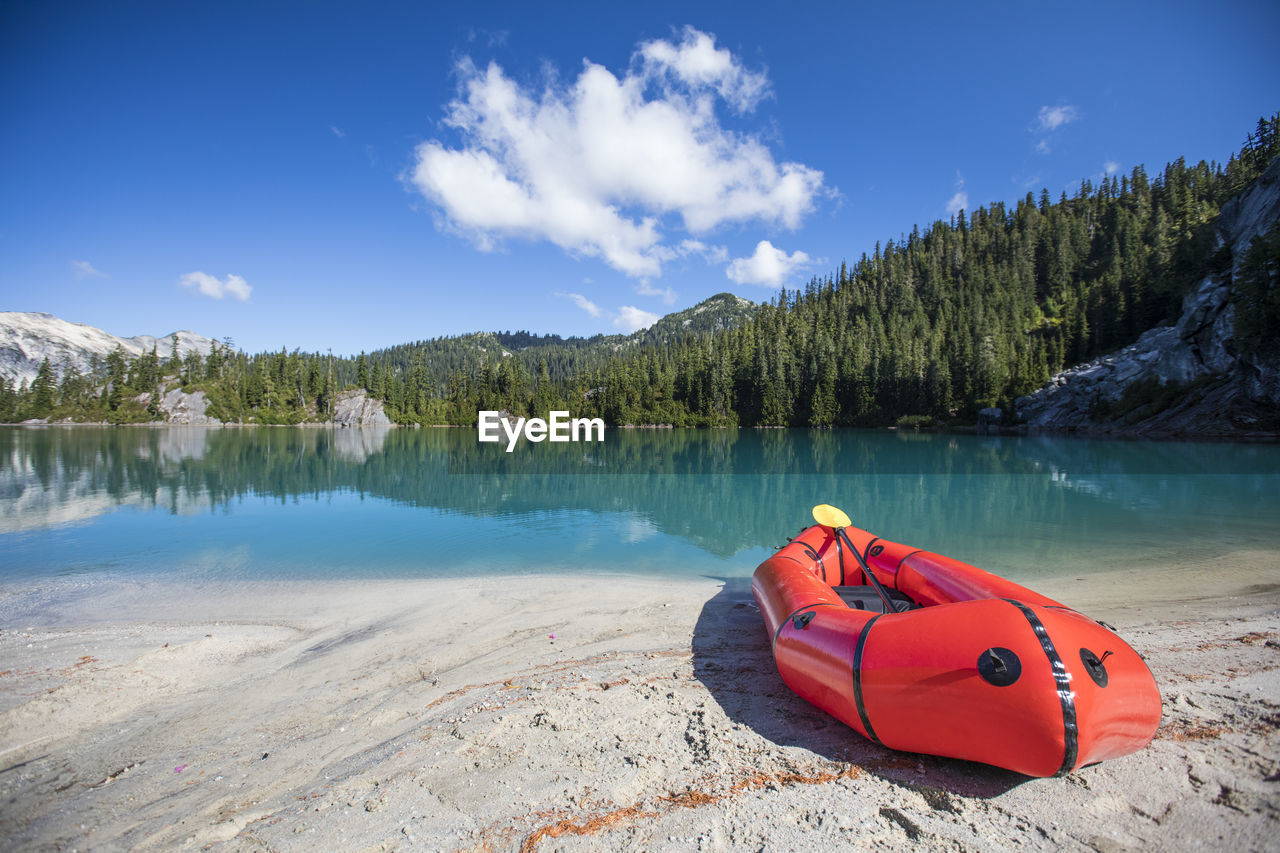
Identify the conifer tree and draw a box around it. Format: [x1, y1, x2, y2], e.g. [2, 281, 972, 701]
[31, 358, 56, 418]
[105, 347, 128, 412]
[356, 353, 369, 390]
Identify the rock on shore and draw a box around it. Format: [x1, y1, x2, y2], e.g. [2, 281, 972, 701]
[159, 388, 221, 425]
[332, 389, 392, 427]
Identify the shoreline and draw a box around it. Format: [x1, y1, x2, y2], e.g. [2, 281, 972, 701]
[8, 421, 1280, 442]
[1, 558, 1277, 851]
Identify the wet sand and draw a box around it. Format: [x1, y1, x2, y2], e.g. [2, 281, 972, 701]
[1, 552, 1277, 851]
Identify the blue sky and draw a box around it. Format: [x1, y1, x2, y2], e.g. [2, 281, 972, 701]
[2, 0, 1277, 356]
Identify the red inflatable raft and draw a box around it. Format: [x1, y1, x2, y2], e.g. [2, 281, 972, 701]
[752, 505, 1161, 777]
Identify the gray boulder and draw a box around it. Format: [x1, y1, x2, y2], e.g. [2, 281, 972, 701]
[159, 388, 221, 425]
[332, 390, 392, 428]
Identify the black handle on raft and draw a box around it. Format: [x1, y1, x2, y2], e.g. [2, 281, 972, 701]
[977, 646, 1022, 686]
[835, 527, 897, 615]
[792, 611, 816, 630]
[1080, 648, 1112, 687]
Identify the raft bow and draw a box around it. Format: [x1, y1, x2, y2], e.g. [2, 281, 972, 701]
[751, 505, 1161, 777]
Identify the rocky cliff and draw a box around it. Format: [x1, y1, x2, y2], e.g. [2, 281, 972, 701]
[331, 390, 392, 427]
[158, 389, 222, 425]
[1016, 157, 1280, 437]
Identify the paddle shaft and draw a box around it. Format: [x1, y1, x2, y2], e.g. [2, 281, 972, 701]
[836, 527, 898, 613]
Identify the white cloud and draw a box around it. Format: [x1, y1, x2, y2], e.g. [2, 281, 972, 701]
[615, 305, 661, 332]
[946, 174, 967, 216]
[677, 239, 729, 264]
[636, 281, 677, 305]
[638, 25, 770, 113]
[1037, 105, 1079, 131]
[409, 28, 824, 281]
[1032, 105, 1079, 155]
[179, 271, 252, 301]
[71, 260, 105, 279]
[726, 240, 811, 288]
[557, 290, 602, 318]
[560, 290, 670, 328]
[1104, 160, 1120, 175]
[330, 125, 346, 138]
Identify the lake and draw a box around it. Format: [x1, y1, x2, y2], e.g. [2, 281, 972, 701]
[2, 426, 1278, 584]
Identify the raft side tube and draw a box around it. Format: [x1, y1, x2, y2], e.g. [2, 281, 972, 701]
[771, 606, 876, 739]
[897, 550, 1064, 609]
[751, 554, 845, 642]
[863, 538, 920, 588]
[1035, 606, 1162, 768]
[858, 598, 1077, 777]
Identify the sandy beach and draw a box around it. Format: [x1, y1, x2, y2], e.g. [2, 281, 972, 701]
[1, 554, 1277, 851]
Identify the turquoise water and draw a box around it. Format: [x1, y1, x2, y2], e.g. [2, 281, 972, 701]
[2, 426, 1278, 583]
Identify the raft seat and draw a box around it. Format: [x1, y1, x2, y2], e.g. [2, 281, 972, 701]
[833, 585, 919, 613]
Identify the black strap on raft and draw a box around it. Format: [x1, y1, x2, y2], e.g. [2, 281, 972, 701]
[1003, 598, 1079, 776]
[798, 541, 826, 582]
[835, 527, 897, 614]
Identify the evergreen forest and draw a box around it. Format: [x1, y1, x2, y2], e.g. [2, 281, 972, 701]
[3, 115, 1277, 428]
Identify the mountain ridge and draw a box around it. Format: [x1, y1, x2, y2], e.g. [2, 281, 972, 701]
[0, 312, 219, 387]
[348, 291, 761, 389]
[0, 292, 760, 389]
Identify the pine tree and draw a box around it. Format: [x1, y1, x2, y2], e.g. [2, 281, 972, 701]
[356, 353, 369, 390]
[0, 377, 16, 422]
[105, 347, 128, 412]
[1234, 219, 1280, 354]
[31, 358, 56, 418]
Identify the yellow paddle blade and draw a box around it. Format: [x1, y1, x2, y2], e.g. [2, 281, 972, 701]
[812, 504, 851, 529]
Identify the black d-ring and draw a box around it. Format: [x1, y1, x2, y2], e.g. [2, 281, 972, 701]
[792, 611, 816, 630]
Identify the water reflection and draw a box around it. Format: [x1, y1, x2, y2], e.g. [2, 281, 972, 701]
[1, 426, 1277, 577]
[332, 426, 391, 462]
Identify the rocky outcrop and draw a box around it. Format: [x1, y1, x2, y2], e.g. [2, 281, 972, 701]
[159, 388, 221, 425]
[332, 390, 392, 428]
[1016, 157, 1280, 436]
[977, 407, 1003, 434]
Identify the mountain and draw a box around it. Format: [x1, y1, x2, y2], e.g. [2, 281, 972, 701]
[470, 292, 757, 352]
[369, 292, 759, 387]
[633, 292, 758, 342]
[0, 312, 219, 387]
